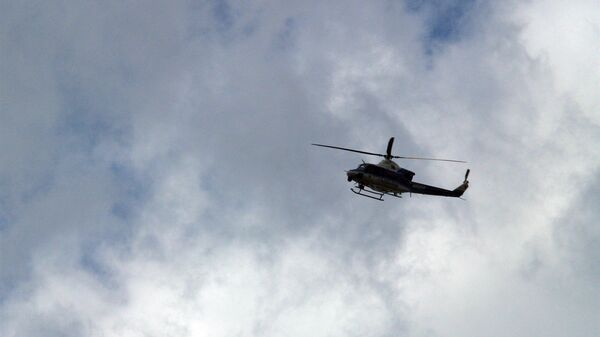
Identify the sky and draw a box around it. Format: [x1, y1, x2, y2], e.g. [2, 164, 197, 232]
[1, 0, 599, 336]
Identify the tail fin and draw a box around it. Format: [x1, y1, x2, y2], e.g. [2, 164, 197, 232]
[453, 169, 470, 197]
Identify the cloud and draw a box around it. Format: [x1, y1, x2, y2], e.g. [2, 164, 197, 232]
[1, 0, 599, 336]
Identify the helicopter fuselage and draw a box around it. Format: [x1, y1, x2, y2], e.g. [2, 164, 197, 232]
[346, 160, 468, 199]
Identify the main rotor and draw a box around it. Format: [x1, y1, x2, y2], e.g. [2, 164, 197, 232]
[312, 137, 466, 163]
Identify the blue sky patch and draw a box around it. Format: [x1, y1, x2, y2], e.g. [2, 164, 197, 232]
[405, 0, 478, 53]
[212, 0, 234, 33]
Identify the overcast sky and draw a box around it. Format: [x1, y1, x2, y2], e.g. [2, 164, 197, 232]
[1, 0, 599, 336]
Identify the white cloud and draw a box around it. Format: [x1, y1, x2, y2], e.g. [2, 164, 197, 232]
[1, 0, 599, 336]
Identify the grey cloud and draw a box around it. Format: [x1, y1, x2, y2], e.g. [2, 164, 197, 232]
[1, 0, 599, 336]
[555, 172, 600, 284]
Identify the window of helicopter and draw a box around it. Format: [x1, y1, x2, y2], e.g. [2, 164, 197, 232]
[364, 165, 378, 174]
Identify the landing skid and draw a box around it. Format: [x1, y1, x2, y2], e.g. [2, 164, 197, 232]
[350, 185, 402, 201]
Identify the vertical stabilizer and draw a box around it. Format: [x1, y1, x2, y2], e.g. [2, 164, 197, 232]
[453, 169, 470, 197]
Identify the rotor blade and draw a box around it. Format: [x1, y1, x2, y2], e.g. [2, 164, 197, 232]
[313, 142, 467, 162]
[391, 155, 467, 163]
[311, 144, 386, 157]
[386, 137, 394, 158]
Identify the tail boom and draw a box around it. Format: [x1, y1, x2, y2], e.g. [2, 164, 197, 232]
[410, 169, 470, 198]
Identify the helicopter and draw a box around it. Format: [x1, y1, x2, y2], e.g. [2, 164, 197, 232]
[312, 137, 470, 201]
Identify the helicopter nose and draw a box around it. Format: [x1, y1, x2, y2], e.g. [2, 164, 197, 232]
[346, 170, 362, 182]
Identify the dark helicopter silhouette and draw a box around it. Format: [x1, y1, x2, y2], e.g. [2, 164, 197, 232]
[313, 137, 469, 201]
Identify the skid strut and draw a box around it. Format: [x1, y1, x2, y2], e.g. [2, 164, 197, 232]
[351, 187, 384, 201]
[350, 185, 403, 201]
